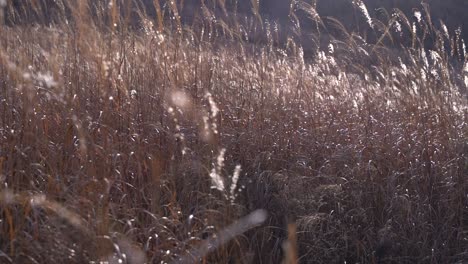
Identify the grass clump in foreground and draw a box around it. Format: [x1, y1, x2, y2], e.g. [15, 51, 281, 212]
[0, 1, 467, 263]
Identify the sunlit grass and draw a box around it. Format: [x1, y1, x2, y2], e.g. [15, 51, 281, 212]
[0, 1, 467, 263]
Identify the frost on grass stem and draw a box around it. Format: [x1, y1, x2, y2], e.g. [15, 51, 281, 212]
[414, 11, 422, 23]
[205, 92, 219, 135]
[230, 165, 242, 203]
[205, 92, 219, 119]
[352, 0, 373, 29]
[463, 61, 468, 88]
[393, 20, 402, 35]
[210, 148, 226, 192]
[462, 39, 467, 58]
[441, 22, 449, 39]
[328, 43, 334, 55]
[130, 89, 137, 99]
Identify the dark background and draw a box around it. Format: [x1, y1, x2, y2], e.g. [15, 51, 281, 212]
[4, 0, 468, 44]
[178, 0, 468, 42]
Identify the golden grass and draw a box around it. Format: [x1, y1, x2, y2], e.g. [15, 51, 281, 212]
[0, 1, 467, 263]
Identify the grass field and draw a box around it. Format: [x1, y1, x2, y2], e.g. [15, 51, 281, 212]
[0, 1, 467, 263]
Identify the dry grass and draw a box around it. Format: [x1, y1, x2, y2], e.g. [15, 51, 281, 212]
[0, 1, 467, 263]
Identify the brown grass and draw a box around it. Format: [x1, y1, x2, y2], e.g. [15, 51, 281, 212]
[0, 1, 467, 263]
